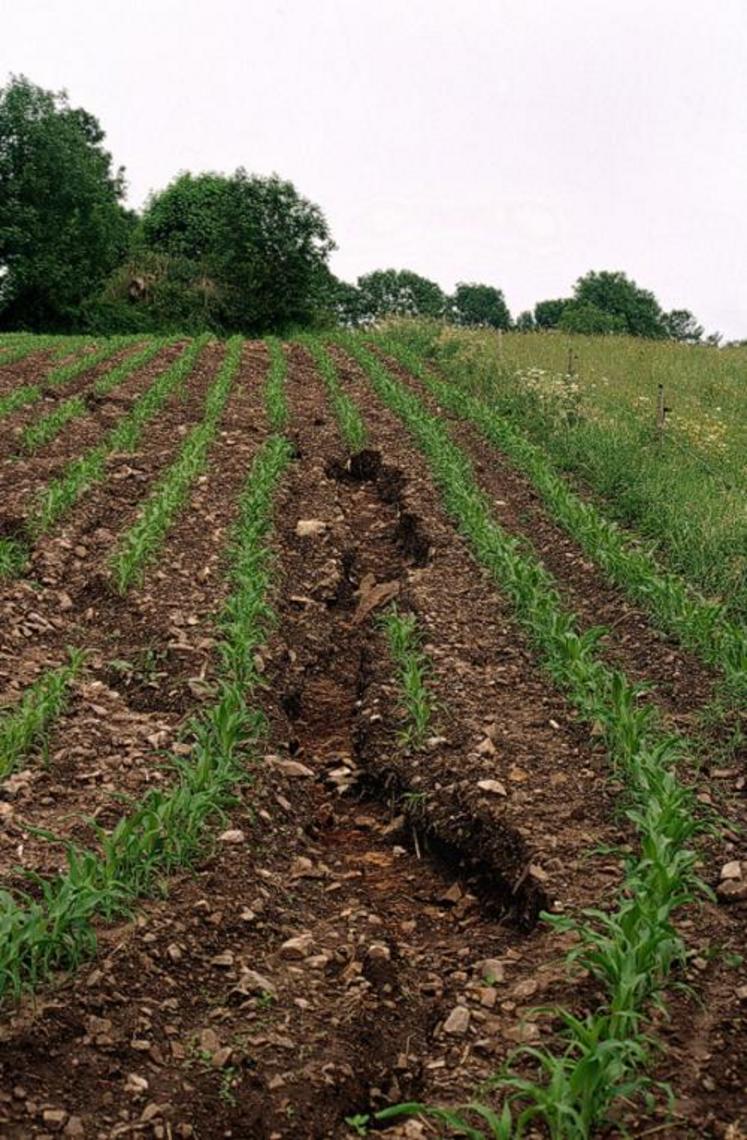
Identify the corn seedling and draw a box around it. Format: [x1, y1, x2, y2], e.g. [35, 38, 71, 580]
[264, 336, 289, 431]
[109, 337, 243, 592]
[380, 606, 436, 747]
[341, 336, 705, 1136]
[0, 650, 85, 780]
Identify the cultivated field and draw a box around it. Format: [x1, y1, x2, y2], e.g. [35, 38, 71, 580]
[0, 331, 744, 1138]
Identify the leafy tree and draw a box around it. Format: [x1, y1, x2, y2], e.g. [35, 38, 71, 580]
[136, 169, 334, 332]
[572, 270, 664, 338]
[356, 269, 446, 321]
[451, 282, 510, 329]
[534, 298, 570, 329]
[558, 302, 627, 335]
[661, 308, 703, 343]
[514, 310, 536, 331]
[0, 75, 133, 330]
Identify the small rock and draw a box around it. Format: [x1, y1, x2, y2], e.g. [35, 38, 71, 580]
[265, 756, 314, 778]
[476, 737, 496, 756]
[218, 829, 246, 845]
[513, 979, 538, 1000]
[42, 1109, 68, 1132]
[441, 883, 463, 904]
[125, 1073, 149, 1095]
[721, 861, 743, 881]
[475, 958, 505, 984]
[210, 950, 235, 968]
[477, 779, 507, 797]
[280, 933, 314, 959]
[443, 1005, 471, 1036]
[63, 1118, 84, 1138]
[212, 1046, 233, 1069]
[200, 1028, 220, 1053]
[478, 986, 498, 1008]
[736, 985, 747, 1001]
[295, 519, 327, 537]
[367, 942, 391, 961]
[717, 879, 747, 903]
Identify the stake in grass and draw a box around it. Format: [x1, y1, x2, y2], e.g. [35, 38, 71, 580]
[0, 650, 85, 780]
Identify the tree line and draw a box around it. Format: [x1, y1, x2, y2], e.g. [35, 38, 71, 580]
[0, 76, 714, 342]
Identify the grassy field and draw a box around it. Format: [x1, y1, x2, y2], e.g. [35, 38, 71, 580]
[0, 332, 744, 1138]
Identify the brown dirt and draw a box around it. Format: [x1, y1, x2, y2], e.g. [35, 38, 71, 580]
[0, 342, 744, 1139]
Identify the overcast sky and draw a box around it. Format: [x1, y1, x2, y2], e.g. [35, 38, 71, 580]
[3, 0, 746, 337]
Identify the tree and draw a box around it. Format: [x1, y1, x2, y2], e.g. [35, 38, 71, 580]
[558, 302, 627, 335]
[514, 310, 536, 331]
[137, 169, 334, 332]
[451, 282, 510, 329]
[572, 270, 664, 338]
[356, 269, 446, 321]
[0, 75, 133, 329]
[534, 298, 570, 329]
[661, 309, 704, 343]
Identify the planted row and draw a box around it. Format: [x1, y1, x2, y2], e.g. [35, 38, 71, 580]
[109, 336, 242, 592]
[376, 336, 747, 694]
[0, 336, 210, 579]
[20, 337, 170, 453]
[0, 419, 293, 1002]
[379, 606, 437, 749]
[342, 337, 702, 1137]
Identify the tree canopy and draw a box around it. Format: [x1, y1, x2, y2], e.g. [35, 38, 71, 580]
[355, 269, 446, 321]
[452, 282, 510, 329]
[0, 75, 133, 330]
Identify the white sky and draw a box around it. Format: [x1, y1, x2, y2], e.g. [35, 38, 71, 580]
[3, 0, 746, 337]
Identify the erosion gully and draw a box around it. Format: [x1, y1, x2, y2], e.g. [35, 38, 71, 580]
[2, 343, 624, 1138]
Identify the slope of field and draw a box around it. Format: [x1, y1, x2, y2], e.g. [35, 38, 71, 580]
[0, 333, 744, 1139]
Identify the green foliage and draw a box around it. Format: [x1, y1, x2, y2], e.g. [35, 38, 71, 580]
[109, 337, 243, 591]
[558, 302, 627, 335]
[302, 337, 367, 450]
[0, 76, 133, 331]
[379, 606, 436, 747]
[661, 308, 703, 343]
[356, 269, 446, 321]
[534, 299, 570, 329]
[129, 170, 334, 333]
[452, 282, 510, 329]
[0, 650, 84, 779]
[514, 311, 536, 332]
[573, 270, 665, 338]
